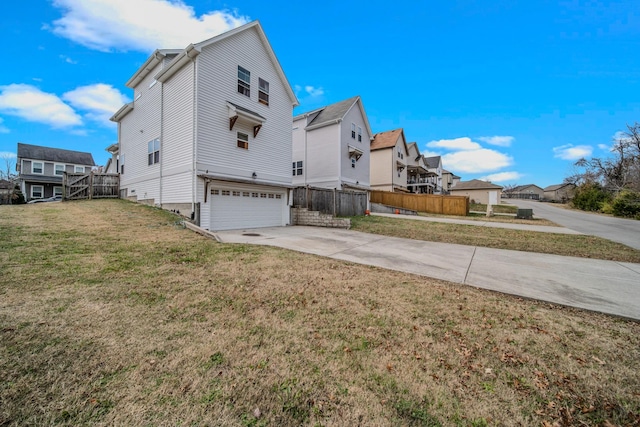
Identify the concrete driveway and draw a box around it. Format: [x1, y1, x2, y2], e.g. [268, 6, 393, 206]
[216, 225, 640, 320]
[510, 199, 640, 250]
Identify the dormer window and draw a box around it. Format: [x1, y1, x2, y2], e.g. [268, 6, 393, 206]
[238, 66, 250, 97]
[258, 78, 269, 106]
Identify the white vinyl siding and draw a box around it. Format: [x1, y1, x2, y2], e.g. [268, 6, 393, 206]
[195, 26, 292, 186]
[339, 103, 371, 188]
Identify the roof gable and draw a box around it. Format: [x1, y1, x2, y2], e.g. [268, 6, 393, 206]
[295, 96, 373, 138]
[156, 20, 298, 107]
[544, 183, 575, 191]
[17, 143, 95, 165]
[371, 128, 408, 152]
[423, 156, 442, 169]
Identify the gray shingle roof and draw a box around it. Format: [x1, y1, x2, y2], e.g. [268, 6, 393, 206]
[544, 183, 574, 191]
[423, 156, 441, 168]
[305, 96, 359, 127]
[451, 179, 503, 190]
[17, 143, 95, 166]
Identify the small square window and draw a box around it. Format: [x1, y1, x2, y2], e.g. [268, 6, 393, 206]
[222, 190, 231, 196]
[237, 132, 249, 149]
[211, 189, 220, 195]
[292, 160, 303, 176]
[32, 162, 43, 174]
[252, 192, 259, 198]
[243, 192, 250, 197]
[232, 191, 240, 197]
[31, 185, 43, 199]
[55, 164, 65, 176]
[54, 187, 63, 197]
[75, 165, 85, 173]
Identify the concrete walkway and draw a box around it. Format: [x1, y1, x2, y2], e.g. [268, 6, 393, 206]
[215, 225, 640, 321]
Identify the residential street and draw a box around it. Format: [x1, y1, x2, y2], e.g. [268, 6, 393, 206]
[509, 199, 640, 250]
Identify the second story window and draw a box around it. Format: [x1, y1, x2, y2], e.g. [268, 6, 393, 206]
[74, 166, 85, 173]
[238, 66, 250, 97]
[258, 78, 269, 106]
[32, 161, 43, 174]
[292, 161, 303, 176]
[55, 164, 65, 176]
[351, 123, 356, 139]
[358, 126, 362, 142]
[148, 138, 160, 165]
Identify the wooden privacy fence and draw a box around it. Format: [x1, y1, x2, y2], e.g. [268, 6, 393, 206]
[292, 187, 368, 217]
[63, 172, 120, 200]
[370, 190, 469, 216]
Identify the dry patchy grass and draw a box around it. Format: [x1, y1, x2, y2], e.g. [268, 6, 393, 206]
[1, 200, 639, 426]
[350, 215, 640, 263]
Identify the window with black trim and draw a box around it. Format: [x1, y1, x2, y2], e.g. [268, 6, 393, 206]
[148, 138, 160, 165]
[238, 66, 250, 97]
[292, 161, 303, 176]
[258, 78, 269, 105]
[237, 132, 249, 149]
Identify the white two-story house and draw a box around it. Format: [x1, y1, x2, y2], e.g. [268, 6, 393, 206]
[110, 21, 298, 231]
[292, 96, 372, 191]
[370, 128, 409, 192]
[16, 143, 95, 201]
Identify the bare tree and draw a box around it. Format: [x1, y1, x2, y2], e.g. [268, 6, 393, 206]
[572, 122, 640, 192]
[0, 153, 16, 181]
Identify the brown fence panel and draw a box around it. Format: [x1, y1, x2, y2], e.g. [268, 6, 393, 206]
[292, 187, 367, 216]
[63, 172, 120, 200]
[371, 191, 469, 216]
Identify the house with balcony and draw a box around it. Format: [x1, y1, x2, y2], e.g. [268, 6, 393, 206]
[370, 128, 409, 192]
[406, 142, 437, 194]
[16, 143, 95, 202]
[442, 169, 461, 193]
[110, 21, 299, 231]
[292, 96, 372, 191]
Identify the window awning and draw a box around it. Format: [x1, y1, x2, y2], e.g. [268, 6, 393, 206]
[227, 101, 266, 137]
[396, 160, 406, 171]
[348, 145, 363, 160]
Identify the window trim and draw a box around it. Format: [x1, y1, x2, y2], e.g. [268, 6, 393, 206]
[55, 164, 66, 176]
[53, 186, 63, 197]
[31, 185, 44, 199]
[148, 138, 160, 166]
[237, 131, 249, 150]
[358, 126, 362, 142]
[238, 66, 250, 97]
[258, 78, 269, 106]
[292, 160, 303, 176]
[351, 123, 356, 139]
[32, 161, 43, 175]
[74, 165, 85, 173]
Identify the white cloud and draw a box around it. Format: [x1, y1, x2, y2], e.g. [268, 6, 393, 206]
[598, 144, 611, 151]
[426, 137, 481, 151]
[49, 0, 249, 52]
[0, 84, 82, 128]
[0, 151, 16, 159]
[442, 149, 513, 173]
[478, 171, 523, 182]
[553, 144, 593, 160]
[478, 135, 514, 147]
[0, 118, 9, 134]
[63, 84, 130, 125]
[295, 85, 324, 99]
[59, 55, 78, 64]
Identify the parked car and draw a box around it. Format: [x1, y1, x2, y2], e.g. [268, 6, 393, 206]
[27, 195, 62, 204]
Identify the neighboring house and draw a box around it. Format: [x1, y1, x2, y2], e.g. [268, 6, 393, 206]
[16, 143, 95, 202]
[406, 142, 430, 194]
[104, 143, 119, 174]
[506, 184, 544, 200]
[424, 156, 444, 194]
[449, 179, 503, 205]
[370, 128, 409, 192]
[442, 169, 461, 194]
[0, 179, 12, 205]
[292, 96, 372, 190]
[543, 183, 576, 203]
[110, 21, 299, 231]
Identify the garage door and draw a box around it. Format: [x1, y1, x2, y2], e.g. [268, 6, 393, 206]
[210, 185, 287, 231]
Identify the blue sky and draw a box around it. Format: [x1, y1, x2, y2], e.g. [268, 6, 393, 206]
[1, 0, 639, 188]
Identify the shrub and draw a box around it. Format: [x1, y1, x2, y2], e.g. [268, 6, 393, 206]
[571, 183, 611, 212]
[611, 190, 640, 219]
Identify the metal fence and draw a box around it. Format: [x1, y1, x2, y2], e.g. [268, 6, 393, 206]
[292, 187, 368, 217]
[370, 191, 469, 216]
[63, 172, 120, 200]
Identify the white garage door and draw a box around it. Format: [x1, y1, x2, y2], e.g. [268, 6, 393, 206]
[210, 185, 287, 231]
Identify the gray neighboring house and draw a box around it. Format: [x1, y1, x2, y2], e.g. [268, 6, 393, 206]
[0, 179, 12, 204]
[16, 143, 95, 201]
[543, 183, 576, 202]
[507, 184, 544, 200]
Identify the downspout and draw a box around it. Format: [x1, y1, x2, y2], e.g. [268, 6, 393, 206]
[159, 79, 164, 207]
[192, 56, 198, 224]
